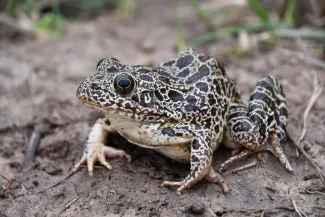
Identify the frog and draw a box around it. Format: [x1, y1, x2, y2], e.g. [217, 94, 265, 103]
[72, 49, 293, 195]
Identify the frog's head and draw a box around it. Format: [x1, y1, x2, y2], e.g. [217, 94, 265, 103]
[76, 58, 173, 121]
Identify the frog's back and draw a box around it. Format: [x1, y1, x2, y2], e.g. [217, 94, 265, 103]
[159, 49, 239, 147]
[160, 49, 236, 96]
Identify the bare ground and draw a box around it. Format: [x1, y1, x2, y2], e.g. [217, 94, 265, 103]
[0, 0, 325, 216]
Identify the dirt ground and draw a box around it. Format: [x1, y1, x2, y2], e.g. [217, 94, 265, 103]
[1, 0, 325, 216]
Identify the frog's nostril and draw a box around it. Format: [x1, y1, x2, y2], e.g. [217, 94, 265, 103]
[95, 74, 104, 79]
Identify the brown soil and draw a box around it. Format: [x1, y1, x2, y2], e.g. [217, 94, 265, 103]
[1, 0, 325, 216]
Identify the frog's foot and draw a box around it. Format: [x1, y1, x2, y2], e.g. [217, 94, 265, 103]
[72, 143, 131, 176]
[72, 118, 131, 176]
[161, 167, 228, 195]
[205, 167, 229, 193]
[219, 149, 252, 173]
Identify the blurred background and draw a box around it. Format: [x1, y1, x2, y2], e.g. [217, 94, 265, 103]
[1, 0, 325, 60]
[1, 1, 325, 216]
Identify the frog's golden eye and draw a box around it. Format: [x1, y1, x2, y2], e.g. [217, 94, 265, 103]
[113, 73, 135, 94]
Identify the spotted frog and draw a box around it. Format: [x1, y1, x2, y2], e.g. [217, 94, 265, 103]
[73, 49, 293, 195]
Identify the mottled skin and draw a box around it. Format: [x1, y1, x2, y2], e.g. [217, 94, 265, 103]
[73, 49, 292, 195]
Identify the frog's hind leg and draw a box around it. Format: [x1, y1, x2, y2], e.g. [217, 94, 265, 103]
[220, 75, 293, 173]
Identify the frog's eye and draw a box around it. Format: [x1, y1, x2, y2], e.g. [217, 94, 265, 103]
[113, 73, 135, 94]
[96, 58, 106, 70]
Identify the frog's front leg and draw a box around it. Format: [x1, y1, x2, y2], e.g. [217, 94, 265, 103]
[72, 118, 131, 176]
[158, 123, 228, 195]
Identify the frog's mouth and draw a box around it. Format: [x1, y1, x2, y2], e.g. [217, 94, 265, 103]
[77, 95, 125, 112]
[77, 94, 149, 116]
[77, 93, 173, 124]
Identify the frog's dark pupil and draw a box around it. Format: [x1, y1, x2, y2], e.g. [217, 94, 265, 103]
[113, 74, 135, 94]
[117, 79, 131, 88]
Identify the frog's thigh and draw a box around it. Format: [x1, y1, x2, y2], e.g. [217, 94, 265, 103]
[153, 124, 193, 162]
[154, 124, 194, 145]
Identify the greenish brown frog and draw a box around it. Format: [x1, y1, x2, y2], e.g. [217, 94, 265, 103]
[73, 49, 293, 195]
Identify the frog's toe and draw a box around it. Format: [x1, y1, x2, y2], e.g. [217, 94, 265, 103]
[97, 153, 113, 171]
[103, 146, 132, 162]
[205, 167, 229, 193]
[161, 181, 183, 187]
[72, 152, 87, 173]
[161, 181, 185, 195]
[72, 143, 131, 176]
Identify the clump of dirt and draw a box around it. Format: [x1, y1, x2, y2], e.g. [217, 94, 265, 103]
[1, 0, 325, 216]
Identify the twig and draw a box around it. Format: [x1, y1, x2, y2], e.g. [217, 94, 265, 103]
[36, 172, 74, 193]
[292, 200, 308, 217]
[59, 194, 82, 214]
[23, 126, 42, 169]
[65, 195, 82, 209]
[224, 161, 257, 175]
[261, 207, 267, 217]
[286, 76, 325, 188]
[220, 205, 295, 216]
[317, 167, 325, 188]
[305, 189, 325, 196]
[0, 174, 12, 191]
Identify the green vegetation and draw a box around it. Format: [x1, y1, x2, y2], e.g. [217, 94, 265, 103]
[3, 0, 134, 37]
[175, 0, 325, 51]
[175, 0, 187, 52]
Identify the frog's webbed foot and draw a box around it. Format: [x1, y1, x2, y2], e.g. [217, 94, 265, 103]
[72, 118, 131, 176]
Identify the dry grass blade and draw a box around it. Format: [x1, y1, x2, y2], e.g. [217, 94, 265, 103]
[317, 167, 325, 188]
[224, 161, 257, 175]
[286, 76, 325, 188]
[36, 172, 74, 193]
[59, 194, 82, 214]
[287, 132, 325, 188]
[260, 207, 267, 217]
[0, 174, 13, 191]
[292, 200, 308, 217]
[305, 189, 325, 196]
[297, 75, 323, 144]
